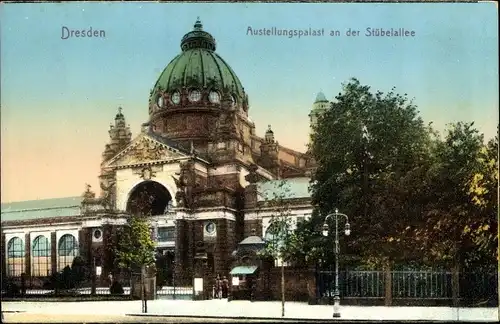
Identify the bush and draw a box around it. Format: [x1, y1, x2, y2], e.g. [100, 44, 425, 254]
[4, 280, 21, 297]
[110, 281, 124, 295]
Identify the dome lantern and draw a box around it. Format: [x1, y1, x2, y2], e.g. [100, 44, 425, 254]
[180, 18, 217, 52]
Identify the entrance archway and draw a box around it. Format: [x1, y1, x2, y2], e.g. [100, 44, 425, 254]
[126, 181, 172, 216]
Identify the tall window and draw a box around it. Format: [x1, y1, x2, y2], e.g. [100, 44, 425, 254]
[157, 227, 175, 242]
[32, 235, 51, 276]
[7, 237, 25, 277]
[58, 234, 78, 271]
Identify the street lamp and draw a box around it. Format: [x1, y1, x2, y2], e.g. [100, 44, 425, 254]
[322, 208, 351, 318]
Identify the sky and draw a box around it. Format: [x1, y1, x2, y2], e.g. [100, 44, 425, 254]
[1, 2, 498, 203]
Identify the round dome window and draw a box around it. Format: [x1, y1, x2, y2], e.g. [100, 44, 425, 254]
[157, 96, 164, 108]
[171, 91, 181, 105]
[188, 89, 201, 103]
[93, 229, 102, 239]
[209, 91, 220, 104]
[205, 222, 216, 234]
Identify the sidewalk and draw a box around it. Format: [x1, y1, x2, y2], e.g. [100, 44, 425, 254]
[2, 300, 498, 322]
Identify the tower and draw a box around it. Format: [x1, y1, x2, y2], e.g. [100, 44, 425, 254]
[309, 91, 330, 134]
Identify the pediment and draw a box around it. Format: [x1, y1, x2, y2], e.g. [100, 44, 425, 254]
[104, 134, 188, 168]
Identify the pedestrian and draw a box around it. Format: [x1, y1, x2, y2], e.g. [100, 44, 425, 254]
[222, 276, 229, 298]
[108, 272, 113, 287]
[212, 277, 218, 299]
[216, 274, 222, 299]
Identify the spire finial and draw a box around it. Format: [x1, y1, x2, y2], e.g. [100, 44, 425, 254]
[118, 107, 122, 114]
[194, 17, 203, 30]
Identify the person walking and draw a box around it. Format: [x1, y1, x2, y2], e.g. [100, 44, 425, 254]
[108, 272, 114, 287]
[221, 276, 229, 298]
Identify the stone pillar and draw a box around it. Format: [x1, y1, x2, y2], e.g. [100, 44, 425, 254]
[78, 229, 90, 268]
[51, 232, 57, 275]
[384, 265, 392, 306]
[102, 224, 113, 277]
[24, 233, 31, 278]
[174, 219, 186, 285]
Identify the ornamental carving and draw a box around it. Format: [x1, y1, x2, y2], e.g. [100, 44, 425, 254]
[132, 139, 164, 161]
[100, 179, 116, 211]
[82, 183, 96, 200]
[245, 164, 260, 184]
[171, 160, 196, 208]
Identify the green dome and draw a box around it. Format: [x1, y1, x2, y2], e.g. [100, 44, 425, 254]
[150, 19, 245, 102]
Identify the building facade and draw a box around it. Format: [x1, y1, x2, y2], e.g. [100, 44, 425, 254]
[1, 20, 331, 288]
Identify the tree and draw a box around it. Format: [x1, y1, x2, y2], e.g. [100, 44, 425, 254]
[304, 78, 433, 268]
[257, 179, 293, 317]
[114, 215, 156, 272]
[413, 122, 498, 270]
[112, 187, 157, 312]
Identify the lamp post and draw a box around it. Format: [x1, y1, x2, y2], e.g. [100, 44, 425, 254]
[322, 208, 351, 318]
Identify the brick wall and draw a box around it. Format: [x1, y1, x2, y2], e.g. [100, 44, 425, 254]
[255, 267, 315, 302]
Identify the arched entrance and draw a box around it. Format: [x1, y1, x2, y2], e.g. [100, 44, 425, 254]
[126, 181, 175, 291]
[126, 180, 172, 216]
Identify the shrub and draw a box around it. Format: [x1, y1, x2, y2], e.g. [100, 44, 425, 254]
[110, 281, 124, 295]
[4, 280, 21, 297]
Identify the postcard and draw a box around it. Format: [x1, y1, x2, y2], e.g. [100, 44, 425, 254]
[1, 1, 498, 323]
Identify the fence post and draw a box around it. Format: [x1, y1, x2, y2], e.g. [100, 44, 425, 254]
[452, 263, 460, 307]
[384, 265, 392, 306]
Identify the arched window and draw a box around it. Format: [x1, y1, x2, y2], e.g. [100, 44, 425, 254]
[57, 234, 78, 271]
[7, 237, 25, 277]
[32, 235, 51, 277]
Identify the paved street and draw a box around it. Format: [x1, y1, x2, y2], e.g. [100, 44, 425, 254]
[2, 300, 498, 322]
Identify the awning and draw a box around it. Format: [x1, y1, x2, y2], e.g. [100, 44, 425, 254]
[230, 265, 258, 275]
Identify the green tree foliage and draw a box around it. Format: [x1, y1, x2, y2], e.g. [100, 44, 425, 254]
[293, 78, 498, 271]
[307, 78, 433, 268]
[113, 188, 156, 272]
[413, 122, 498, 270]
[114, 215, 156, 271]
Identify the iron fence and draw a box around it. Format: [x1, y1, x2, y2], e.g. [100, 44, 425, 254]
[317, 270, 385, 298]
[391, 271, 452, 299]
[317, 270, 496, 303]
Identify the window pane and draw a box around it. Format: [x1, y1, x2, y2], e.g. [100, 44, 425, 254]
[158, 227, 175, 242]
[32, 235, 51, 276]
[7, 237, 25, 277]
[58, 234, 78, 271]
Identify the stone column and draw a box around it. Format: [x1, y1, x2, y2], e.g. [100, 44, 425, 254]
[24, 233, 31, 278]
[78, 229, 90, 268]
[102, 224, 112, 277]
[384, 265, 392, 306]
[51, 232, 57, 275]
[174, 219, 187, 285]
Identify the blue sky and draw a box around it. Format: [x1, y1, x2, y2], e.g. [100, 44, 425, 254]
[1, 2, 498, 202]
